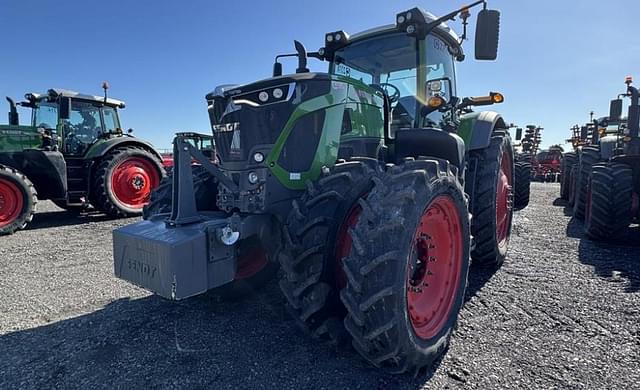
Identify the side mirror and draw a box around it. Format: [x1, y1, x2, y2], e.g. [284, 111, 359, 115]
[59, 97, 71, 120]
[273, 62, 283, 77]
[609, 99, 623, 122]
[475, 9, 500, 60]
[515, 127, 522, 141]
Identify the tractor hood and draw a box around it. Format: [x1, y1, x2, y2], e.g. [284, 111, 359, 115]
[206, 73, 338, 166]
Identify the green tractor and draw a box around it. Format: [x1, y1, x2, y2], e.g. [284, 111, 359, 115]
[584, 77, 640, 240]
[114, 1, 512, 373]
[0, 84, 165, 234]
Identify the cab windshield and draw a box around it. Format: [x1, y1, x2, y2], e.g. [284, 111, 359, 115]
[330, 32, 457, 131]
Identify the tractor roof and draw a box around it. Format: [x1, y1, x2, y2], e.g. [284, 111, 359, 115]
[176, 131, 213, 139]
[348, 9, 463, 58]
[27, 89, 126, 108]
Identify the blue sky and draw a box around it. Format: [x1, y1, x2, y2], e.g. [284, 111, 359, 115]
[2, 0, 638, 150]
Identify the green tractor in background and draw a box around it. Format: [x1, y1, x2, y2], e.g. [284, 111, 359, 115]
[0, 84, 165, 234]
[114, 1, 513, 374]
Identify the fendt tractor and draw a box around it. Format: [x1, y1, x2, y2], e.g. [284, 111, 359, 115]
[0, 84, 165, 235]
[114, 2, 512, 374]
[584, 77, 640, 241]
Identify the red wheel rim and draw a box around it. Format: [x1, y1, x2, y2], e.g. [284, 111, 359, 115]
[110, 157, 160, 209]
[407, 195, 463, 340]
[235, 240, 269, 279]
[0, 178, 23, 228]
[496, 150, 513, 246]
[334, 203, 363, 289]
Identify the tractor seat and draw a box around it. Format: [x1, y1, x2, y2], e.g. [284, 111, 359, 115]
[394, 128, 465, 169]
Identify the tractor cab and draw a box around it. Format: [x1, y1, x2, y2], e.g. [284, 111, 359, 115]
[20, 87, 129, 157]
[324, 13, 461, 138]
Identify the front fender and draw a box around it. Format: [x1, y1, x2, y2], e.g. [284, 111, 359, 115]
[458, 111, 508, 152]
[85, 136, 163, 161]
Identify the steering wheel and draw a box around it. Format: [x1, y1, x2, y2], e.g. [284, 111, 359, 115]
[370, 83, 401, 103]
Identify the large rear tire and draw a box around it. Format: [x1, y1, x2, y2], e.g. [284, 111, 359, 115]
[584, 163, 633, 241]
[573, 146, 600, 219]
[279, 158, 383, 341]
[560, 152, 576, 200]
[513, 161, 531, 211]
[466, 132, 514, 267]
[93, 146, 165, 217]
[341, 159, 470, 374]
[0, 166, 37, 235]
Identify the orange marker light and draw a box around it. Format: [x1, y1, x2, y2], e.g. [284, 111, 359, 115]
[428, 96, 444, 108]
[491, 93, 504, 103]
[625, 76, 633, 84]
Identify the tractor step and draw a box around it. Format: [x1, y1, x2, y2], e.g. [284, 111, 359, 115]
[113, 213, 238, 300]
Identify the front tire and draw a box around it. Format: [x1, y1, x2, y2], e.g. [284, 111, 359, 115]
[279, 159, 383, 341]
[560, 152, 576, 200]
[92, 146, 165, 217]
[466, 132, 515, 267]
[573, 146, 600, 219]
[513, 161, 531, 211]
[341, 159, 470, 374]
[0, 166, 37, 235]
[584, 163, 633, 241]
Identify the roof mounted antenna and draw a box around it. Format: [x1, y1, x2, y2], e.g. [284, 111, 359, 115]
[102, 81, 110, 103]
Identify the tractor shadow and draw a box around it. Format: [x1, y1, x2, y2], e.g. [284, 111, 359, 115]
[465, 264, 499, 304]
[0, 284, 434, 390]
[553, 198, 639, 292]
[551, 197, 575, 217]
[25, 209, 123, 231]
[577, 225, 640, 293]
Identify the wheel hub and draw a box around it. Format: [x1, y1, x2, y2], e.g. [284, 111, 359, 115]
[131, 176, 145, 191]
[110, 157, 160, 209]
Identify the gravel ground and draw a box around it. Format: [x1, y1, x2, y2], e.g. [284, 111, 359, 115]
[1, 183, 639, 389]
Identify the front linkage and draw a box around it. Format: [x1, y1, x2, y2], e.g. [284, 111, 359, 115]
[114, 135, 279, 299]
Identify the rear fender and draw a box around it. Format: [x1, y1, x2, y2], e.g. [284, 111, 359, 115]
[85, 137, 163, 161]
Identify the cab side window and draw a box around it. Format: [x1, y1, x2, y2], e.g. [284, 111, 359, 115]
[102, 107, 120, 133]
